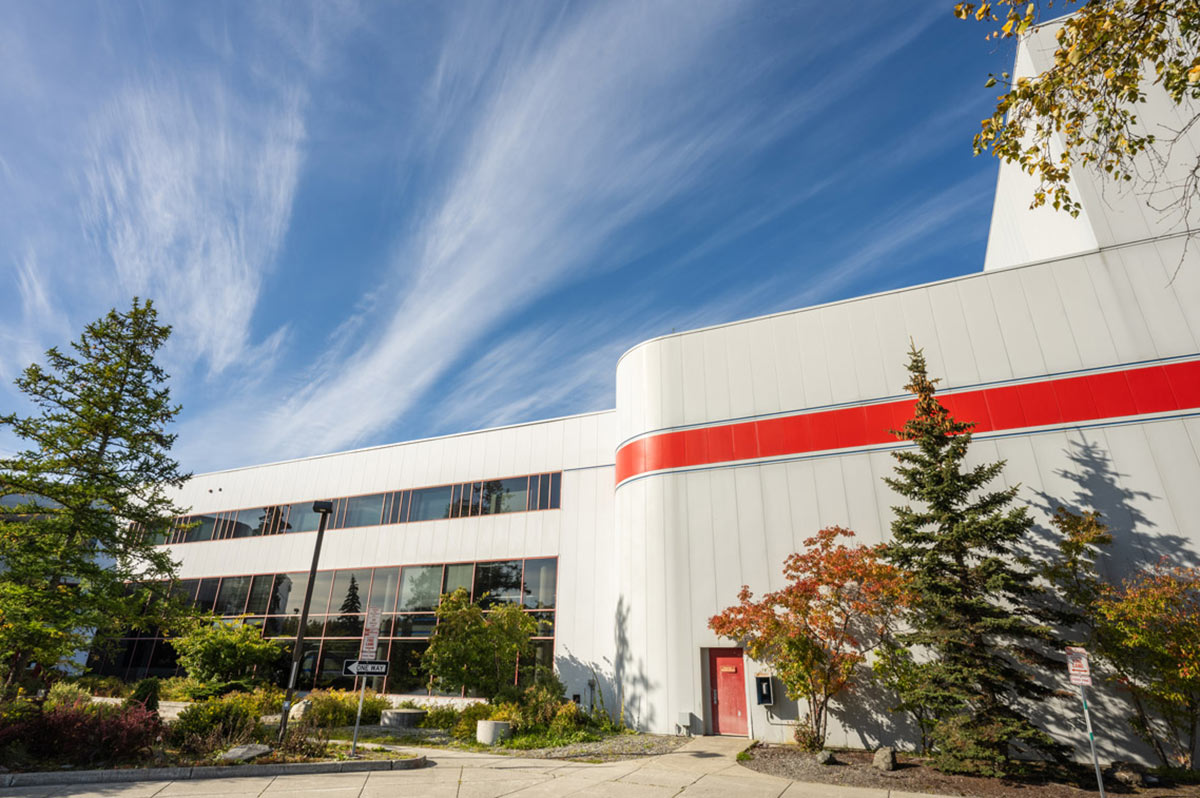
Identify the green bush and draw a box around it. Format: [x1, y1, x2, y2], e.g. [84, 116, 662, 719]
[418, 704, 461, 730]
[72, 675, 129, 697]
[170, 693, 260, 755]
[549, 701, 584, 735]
[125, 678, 160, 712]
[247, 684, 284, 717]
[518, 683, 563, 730]
[183, 678, 259, 701]
[158, 676, 202, 701]
[45, 681, 91, 709]
[452, 702, 495, 741]
[169, 618, 284, 685]
[488, 702, 523, 730]
[304, 689, 391, 727]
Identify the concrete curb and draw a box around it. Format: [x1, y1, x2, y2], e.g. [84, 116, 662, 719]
[2, 755, 427, 788]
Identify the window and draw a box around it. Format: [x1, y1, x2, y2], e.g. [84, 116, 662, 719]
[284, 502, 323, 533]
[398, 566, 442, 612]
[185, 515, 218, 543]
[194, 578, 220, 612]
[522, 558, 556, 609]
[407, 486, 453, 522]
[443, 563, 473, 597]
[367, 568, 399, 614]
[214, 576, 251, 615]
[246, 574, 277, 614]
[473, 560, 522, 608]
[481, 477, 528, 515]
[341, 494, 385, 529]
[329, 569, 370, 616]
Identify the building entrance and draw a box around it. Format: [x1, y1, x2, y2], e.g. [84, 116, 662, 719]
[707, 647, 747, 735]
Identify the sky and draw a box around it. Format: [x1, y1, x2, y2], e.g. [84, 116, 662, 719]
[0, 1, 1017, 475]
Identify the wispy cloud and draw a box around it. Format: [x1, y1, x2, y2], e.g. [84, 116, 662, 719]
[186, 1, 946, 466]
[82, 78, 306, 377]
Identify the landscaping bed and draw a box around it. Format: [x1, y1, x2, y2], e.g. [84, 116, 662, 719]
[326, 725, 686, 762]
[739, 745, 1200, 797]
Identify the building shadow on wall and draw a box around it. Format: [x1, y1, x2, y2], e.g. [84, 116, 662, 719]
[555, 597, 658, 731]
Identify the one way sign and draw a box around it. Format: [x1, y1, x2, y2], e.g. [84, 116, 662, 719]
[343, 659, 389, 676]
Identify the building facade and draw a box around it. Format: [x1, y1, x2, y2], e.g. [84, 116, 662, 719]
[99, 21, 1200, 760]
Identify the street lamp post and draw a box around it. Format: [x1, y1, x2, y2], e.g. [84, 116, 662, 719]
[277, 500, 334, 743]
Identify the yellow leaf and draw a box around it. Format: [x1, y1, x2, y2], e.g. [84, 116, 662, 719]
[1188, 65, 1200, 84]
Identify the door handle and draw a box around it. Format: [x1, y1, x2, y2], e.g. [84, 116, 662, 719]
[712, 689, 718, 705]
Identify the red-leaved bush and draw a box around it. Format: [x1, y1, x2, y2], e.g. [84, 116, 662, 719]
[0, 700, 160, 767]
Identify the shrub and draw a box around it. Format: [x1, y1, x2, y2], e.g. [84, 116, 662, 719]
[518, 683, 563, 731]
[45, 681, 91, 709]
[0, 701, 160, 766]
[304, 689, 392, 727]
[278, 717, 328, 758]
[247, 684, 284, 717]
[125, 677, 160, 712]
[489, 702, 523, 730]
[72, 675, 129, 697]
[452, 702, 495, 741]
[419, 704, 461, 730]
[158, 675, 201, 701]
[549, 701, 583, 735]
[170, 693, 259, 755]
[169, 617, 284, 685]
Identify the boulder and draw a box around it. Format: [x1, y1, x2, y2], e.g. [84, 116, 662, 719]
[1107, 761, 1146, 787]
[872, 746, 897, 771]
[288, 699, 311, 722]
[813, 750, 837, 765]
[217, 743, 271, 763]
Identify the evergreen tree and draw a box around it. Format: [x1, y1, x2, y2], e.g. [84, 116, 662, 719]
[883, 344, 1063, 775]
[339, 575, 362, 618]
[0, 299, 191, 691]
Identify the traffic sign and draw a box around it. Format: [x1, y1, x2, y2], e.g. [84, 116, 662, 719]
[1066, 646, 1092, 686]
[360, 606, 383, 660]
[343, 659, 389, 676]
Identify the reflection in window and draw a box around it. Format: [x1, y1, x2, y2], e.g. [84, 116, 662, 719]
[246, 575, 276, 614]
[473, 561, 522, 608]
[523, 559, 557, 609]
[367, 568, 399, 614]
[388, 641, 429, 694]
[194, 578, 220, 612]
[408, 486, 453, 522]
[443, 563, 473, 598]
[398, 566, 442, 612]
[215, 576, 251, 615]
[482, 477, 528, 515]
[393, 614, 436, 637]
[315, 641, 360, 689]
[185, 515, 218, 543]
[342, 494, 384, 529]
[284, 503, 322, 533]
[231, 508, 263, 538]
[330, 569, 370, 617]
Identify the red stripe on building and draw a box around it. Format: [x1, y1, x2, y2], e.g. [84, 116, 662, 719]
[615, 360, 1200, 485]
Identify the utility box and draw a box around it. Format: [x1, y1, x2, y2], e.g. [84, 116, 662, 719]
[754, 674, 774, 706]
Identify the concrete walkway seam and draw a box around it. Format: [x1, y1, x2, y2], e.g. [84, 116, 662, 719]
[2, 755, 426, 788]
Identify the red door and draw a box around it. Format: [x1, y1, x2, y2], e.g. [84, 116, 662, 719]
[708, 648, 748, 735]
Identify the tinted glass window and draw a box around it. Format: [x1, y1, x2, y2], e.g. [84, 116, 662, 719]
[443, 563, 473, 598]
[386, 492, 408, 524]
[230, 508, 264, 538]
[172, 579, 200, 604]
[194, 578, 220, 612]
[316, 641, 359, 689]
[342, 494, 384, 528]
[246, 575, 276, 614]
[387, 641, 429, 694]
[473, 560, 522, 608]
[324, 614, 364, 637]
[367, 568, 399, 614]
[393, 614, 436, 637]
[538, 474, 551, 510]
[214, 575, 251, 615]
[531, 611, 555, 637]
[185, 514, 218, 542]
[523, 558, 557, 609]
[408, 486, 453, 522]
[284, 503, 323, 533]
[278, 571, 331, 615]
[398, 565, 442, 612]
[549, 472, 561, 509]
[481, 477, 528, 515]
[329, 569, 370, 616]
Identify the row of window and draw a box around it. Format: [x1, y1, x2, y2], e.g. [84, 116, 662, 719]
[92, 558, 558, 692]
[159, 472, 562, 545]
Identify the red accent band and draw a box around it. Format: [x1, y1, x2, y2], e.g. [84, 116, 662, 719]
[615, 360, 1200, 485]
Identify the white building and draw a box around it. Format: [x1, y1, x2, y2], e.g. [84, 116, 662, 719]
[99, 21, 1200, 759]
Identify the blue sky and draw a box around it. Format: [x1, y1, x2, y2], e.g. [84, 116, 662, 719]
[0, 1, 1014, 474]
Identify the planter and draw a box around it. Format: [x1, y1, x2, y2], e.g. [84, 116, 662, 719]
[475, 720, 512, 745]
[380, 709, 427, 729]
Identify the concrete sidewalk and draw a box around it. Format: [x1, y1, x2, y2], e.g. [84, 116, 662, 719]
[0, 737, 954, 798]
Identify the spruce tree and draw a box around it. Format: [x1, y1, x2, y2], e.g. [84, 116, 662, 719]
[883, 344, 1063, 775]
[0, 299, 191, 690]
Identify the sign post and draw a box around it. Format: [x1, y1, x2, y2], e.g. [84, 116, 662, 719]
[350, 606, 384, 757]
[1066, 646, 1106, 798]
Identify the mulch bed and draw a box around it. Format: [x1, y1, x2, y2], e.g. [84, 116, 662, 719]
[740, 745, 1200, 797]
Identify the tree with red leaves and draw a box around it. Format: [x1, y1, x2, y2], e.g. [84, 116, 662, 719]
[709, 526, 908, 750]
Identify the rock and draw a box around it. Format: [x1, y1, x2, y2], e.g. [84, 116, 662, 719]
[872, 746, 897, 771]
[814, 750, 837, 765]
[1107, 761, 1146, 787]
[217, 743, 272, 763]
[287, 699, 310, 721]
